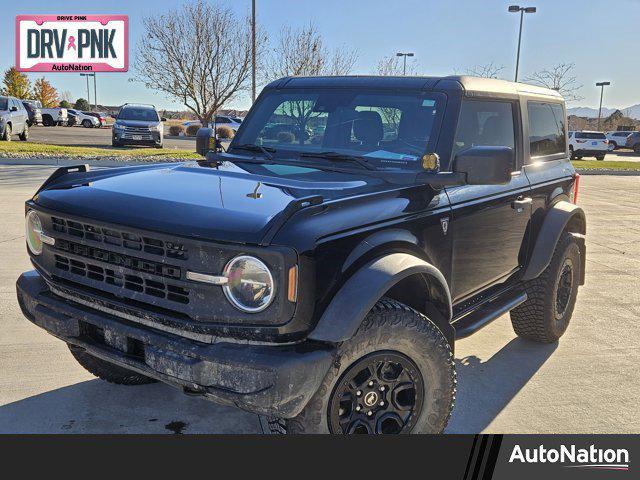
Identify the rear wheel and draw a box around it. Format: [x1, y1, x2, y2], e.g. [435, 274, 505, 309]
[595, 155, 605, 161]
[276, 299, 456, 434]
[68, 344, 157, 385]
[42, 115, 53, 126]
[19, 124, 28, 141]
[511, 232, 581, 343]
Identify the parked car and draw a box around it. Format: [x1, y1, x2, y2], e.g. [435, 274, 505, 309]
[0, 95, 29, 141]
[112, 103, 166, 148]
[41, 107, 68, 126]
[568, 131, 609, 160]
[605, 131, 634, 149]
[17, 76, 586, 434]
[22, 100, 42, 126]
[625, 132, 640, 153]
[183, 116, 243, 132]
[67, 109, 100, 128]
[83, 111, 107, 127]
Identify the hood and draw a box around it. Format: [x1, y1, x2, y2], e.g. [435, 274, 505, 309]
[115, 119, 162, 128]
[33, 159, 390, 245]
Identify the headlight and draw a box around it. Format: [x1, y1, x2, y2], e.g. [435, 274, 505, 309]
[149, 124, 162, 132]
[25, 210, 43, 255]
[113, 123, 125, 130]
[223, 255, 275, 313]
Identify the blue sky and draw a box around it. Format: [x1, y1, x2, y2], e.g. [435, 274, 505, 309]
[2, 0, 637, 111]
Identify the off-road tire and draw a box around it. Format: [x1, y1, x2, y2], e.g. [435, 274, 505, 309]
[1, 124, 11, 141]
[510, 232, 581, 343]
[19, 124, 28, 141]
[271, 298, 456, 434]
[68, 344, 157, 385]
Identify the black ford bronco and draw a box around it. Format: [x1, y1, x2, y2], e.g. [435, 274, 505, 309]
[17, 76, 585, 434]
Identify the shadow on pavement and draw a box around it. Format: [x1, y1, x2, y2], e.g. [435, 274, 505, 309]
[446, 337, 558, 433]
[0, 379, 260, 434]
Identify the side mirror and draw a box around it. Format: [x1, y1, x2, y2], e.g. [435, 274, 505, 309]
[453, 146, 514, 185]
[161, 117, 167, 122]
[10, 106, 18, 112]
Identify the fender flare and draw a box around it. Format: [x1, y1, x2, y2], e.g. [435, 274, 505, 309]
[308, 253, 453, 344]
[521, 200, 586, 283]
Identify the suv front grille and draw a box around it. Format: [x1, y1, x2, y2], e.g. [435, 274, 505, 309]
[54, 254, 190, 304]
[52, 217, 186, 260]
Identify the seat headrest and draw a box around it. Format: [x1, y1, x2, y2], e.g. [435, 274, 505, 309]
[353, 111, 383, 146]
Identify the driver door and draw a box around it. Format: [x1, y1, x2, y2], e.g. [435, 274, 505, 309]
[445, 99, 531, 302]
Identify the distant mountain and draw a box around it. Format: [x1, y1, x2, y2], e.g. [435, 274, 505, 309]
[568, 104, 640, 119]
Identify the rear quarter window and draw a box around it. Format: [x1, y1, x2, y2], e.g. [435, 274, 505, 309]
[527, 101, 566, 158]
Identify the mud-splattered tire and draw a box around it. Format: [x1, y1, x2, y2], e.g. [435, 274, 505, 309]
[270, 299, 456, 434]
[511, 232, 581, 343]
[68, 344, 157, 385]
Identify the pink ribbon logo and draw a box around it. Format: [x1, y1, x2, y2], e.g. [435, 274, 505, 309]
[67, 36, 77, 51]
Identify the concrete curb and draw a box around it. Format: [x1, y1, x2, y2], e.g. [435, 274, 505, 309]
[0, 157, 182, 167]
[575, 169, 640, 176]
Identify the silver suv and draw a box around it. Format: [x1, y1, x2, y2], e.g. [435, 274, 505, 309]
[112, 104, 165, 148]
[0, 96, 29, 141]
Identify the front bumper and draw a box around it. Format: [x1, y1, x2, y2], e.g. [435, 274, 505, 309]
[17, 270, 334, 418]
[113, 130, 162, 145]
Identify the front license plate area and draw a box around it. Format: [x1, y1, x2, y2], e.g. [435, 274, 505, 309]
[133, 135, 142, 141]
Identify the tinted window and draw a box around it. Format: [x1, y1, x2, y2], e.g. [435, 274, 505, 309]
[575, 132, 606, 140]
[215, 116, 230, 123]
[528, 102, 566, 157]
[118, 108, 159, 121]
[453, 100, 515, 157]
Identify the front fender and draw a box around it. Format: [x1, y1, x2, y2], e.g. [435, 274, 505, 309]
[308, 253, 452, 344]
[522, 200, 586, 283]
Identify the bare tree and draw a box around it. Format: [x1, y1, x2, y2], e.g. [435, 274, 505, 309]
[134, 0, 266, 125]
[464, 62, 505, 79]
[267, 23, 357, 79]
[523, 63, 584, 101]
[375, 54, 418, 76]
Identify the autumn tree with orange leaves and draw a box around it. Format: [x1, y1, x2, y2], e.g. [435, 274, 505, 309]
[33, 77, 59, 108]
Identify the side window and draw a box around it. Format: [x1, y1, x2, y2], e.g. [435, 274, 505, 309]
[527, 102, 566, 157]
[256, 99, 328, 146]
[453, 100, 515, 157]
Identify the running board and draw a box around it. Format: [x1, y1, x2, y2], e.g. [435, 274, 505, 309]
[453, 291, 528, 339]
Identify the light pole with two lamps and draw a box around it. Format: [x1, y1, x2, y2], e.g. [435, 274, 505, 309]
[508, 5, 536, 82]
[395, 52, 414, 76]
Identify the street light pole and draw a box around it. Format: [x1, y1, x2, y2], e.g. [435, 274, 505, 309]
[508, 5, 536, 82]
[81, 73, 90, 102]
[79, 73, 97, 109]
[395, 52, 415, 76]
[596, 81, 611, 131]
[251, 0, 256, 103]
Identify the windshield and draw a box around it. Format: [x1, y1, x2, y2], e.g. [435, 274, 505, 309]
[118, 108, 159, 122]
[232, 89, 444, 171]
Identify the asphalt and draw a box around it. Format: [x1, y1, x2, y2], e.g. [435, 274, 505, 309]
[0, 165, 638, 433]
[27, 125, 196, 151]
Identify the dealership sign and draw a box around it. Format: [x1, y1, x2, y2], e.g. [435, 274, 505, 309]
[15, 15, 128, 72]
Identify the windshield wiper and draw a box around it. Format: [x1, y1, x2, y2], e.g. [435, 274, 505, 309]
[299, 151, 375, 170]
[231, 143, 275, 161]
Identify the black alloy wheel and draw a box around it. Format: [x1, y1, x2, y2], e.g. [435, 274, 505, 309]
[328, 351, 424, 434]
[554, 259, 574, 320]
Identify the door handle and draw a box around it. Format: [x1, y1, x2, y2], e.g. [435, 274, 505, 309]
[512, 196, 532, 212]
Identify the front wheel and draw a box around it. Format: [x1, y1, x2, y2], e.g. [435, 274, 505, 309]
[511, 232, 581, 343]
[68, 344, 157, 385]
[278, 299, 456, 434]
[82, 119, 92, 128]
[1, 124, 11, 141]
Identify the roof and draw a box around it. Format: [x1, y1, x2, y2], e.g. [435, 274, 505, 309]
[266, 75, 563, 100]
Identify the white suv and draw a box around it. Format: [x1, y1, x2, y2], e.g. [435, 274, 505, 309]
[605, 131, 634, 149]
[568, 131, 609, 160]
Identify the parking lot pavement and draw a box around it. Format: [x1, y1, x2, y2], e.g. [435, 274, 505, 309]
[27, 125, 196, 151]
[0, 165, 638, 433]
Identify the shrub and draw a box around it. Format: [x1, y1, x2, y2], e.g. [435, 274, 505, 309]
[169, 125, 185, 136]
[277, 131, 295, 143]
[216, 126, 235, 139]
[186, 124, 200, 136]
